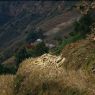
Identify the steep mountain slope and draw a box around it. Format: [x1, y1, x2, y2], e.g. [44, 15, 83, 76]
[62, 38, 95, 71]
[0, 1, 80, 63]
[0, 1, 78, 44]
[13, 36, 95, 95]
[1, 36, 95, 95]
[0, 1, 95, 95]
[0, 1, 58, 48]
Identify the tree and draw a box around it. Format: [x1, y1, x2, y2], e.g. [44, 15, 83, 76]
[15, 47, 29, 66]
[26, 28, 44, 43]
[26, 31, 38, 43]
[0, 64, 4, 74]
[30, 42, 49, 57]
[35, 42, 49, 56]
[74, 13, 93, 35]
[0, 63, 16, 74]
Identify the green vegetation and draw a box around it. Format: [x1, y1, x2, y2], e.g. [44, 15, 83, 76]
[62, 39, 95, 72]
[15, 47, 29, 66]
[0, 2, 95, 95]
[26, 28, 44, 43]
[54, 12, 94, 55]
[15, 42, 49, 67]
[0, 63, 16, 74]
[28, 42, 49, 57]
[0, 54, 4, 63]
[74, 13, 93, 35]
[54, 34, 84, 54]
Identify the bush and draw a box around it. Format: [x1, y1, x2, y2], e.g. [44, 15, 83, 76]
[26, 28, 44, 43]
[29, 42, 49, 57]
[15, 42, 49, 67]
[74, 13, 93, 35]
[15, 47, 29, 66]
[0, 54, 4, 63]
[0, 63, 16, 74]
[54, 34, 84, 55]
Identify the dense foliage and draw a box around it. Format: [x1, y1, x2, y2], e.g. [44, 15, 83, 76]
[74, 13, 93, 35]
[26, 28, 44, 43]
[28, 42, 49, 57]
[15, 47, 29, 66]
[54, 12, 94, 55]
[0, 63, 16, 74]
[54, 34, 84, 55]
[15, 42, 49, 66]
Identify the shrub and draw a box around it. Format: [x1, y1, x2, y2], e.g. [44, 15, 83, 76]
[54, 34, 84, 55]
[0, 63, 16, 74]
[15, 47, 29, 66]
[74, 13, 93, 35]
[0, 54, 4, 63]
[29, 42, 49, 57]
[26, 28, 44, 43]
[15, 42, 49, 67]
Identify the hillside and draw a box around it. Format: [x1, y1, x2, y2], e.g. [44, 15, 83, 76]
[62, 38, 95, 71]
[1, 1, 95, 95]
[14, 52, 95, 95]
[0, 1, 80, 64]
[1, 38, 95, 95]
[13, 37, 95, 95]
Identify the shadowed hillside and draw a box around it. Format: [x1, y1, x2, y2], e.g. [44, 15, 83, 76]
[0, 1, 95, 95]
[0, 1, 80, 65]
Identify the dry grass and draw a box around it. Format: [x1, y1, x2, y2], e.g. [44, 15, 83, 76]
[62, 39, 95, 71]
[1, 38, 95, 95]
[0, 75, 15, 95]
[0, 53, 95, 95]
[13, 54, 94, 95]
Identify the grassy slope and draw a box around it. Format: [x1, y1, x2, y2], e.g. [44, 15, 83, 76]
[13, 38, 95, 95]
[14, 36, 95, 95]
[62, 38, 95, 72]
[0, 36, 95, 95]
[0, 75, 15, 95]
[13, 55, 87, 95]
[1, 1, 95, 94]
